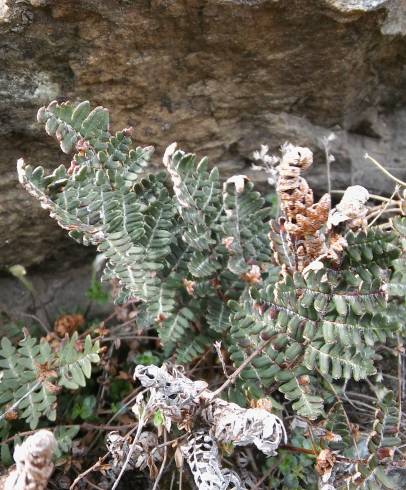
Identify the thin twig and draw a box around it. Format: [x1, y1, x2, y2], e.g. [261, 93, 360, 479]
[95, 343, 114, 415]
[105, 388, 143, 426]
[151, 435, 187, 456]
[331, 190, 398, 203]
[377, 222, 393, 230]
[213, 341, 229, 379]
[187, 347, 212, 376]
[169, 471, 176, 490]
[368, 185, 400, 227]
[20, 312, 51, 334]
[112, 394, 154, 490]
[346, 391, 377, 403]
[0, 431, 36, 447]
[82, 422, 135, 432]
[364, 154, 406, 187]
[279, 444, 317, 456]
[102, 335, 159, 342]
[251, 464, 278, 490]
[0, 380, 41, 423]
[397, 335, 403, 436]
[246, 447, 259, 474]
[152, 429, 168, 490]
[86, 388, 142, 453]
[306, 423, 318, 456]
[83, 476, 105, 490]
[322, 135, 333, 196]
[209, 337, 274, 399]
[367, 207, 399, 222]
[70, 452, 110, 490]
[178, 466, 183, 490]
[0, 422, 133, 447]
[111, 424, 146, 490]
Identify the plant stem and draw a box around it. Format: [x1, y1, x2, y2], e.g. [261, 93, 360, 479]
[368, 185, 400, 227]
[323, 138, 332, 196]
[152, 429, 168, 490]
[0, 380, 41, 423]
[364, 154, 406, 187]
[70, 452, 110, 490]
[209, 337, 273, 399]
[279, 444, 317, 456]
[367, 207, 399, 222]
[331, 190, 398, 203]
[396, 335, 403, 437]
[320, 374, 360, 459]
[111, 409, 150, 490]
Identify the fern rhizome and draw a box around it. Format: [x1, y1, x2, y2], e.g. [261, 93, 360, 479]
[13, 100, 406, 488]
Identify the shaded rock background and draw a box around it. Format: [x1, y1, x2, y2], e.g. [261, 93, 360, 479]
[0, 0, 405, 321]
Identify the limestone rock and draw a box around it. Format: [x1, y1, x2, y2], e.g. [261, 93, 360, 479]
[0, 0, 405, 271]
[0, 264, 112, 330]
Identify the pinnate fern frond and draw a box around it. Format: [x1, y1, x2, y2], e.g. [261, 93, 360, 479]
[0, 337, 56, 429]
[222, 176, 271, 274]
[0, 333, 100, 429]
[58, 333, 100, 390]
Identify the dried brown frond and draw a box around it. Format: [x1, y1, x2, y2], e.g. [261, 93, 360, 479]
[5, 430, 57, 490]
[53, 314, 85, 337]
[273, 144, 333, 271]
[315, 448, 336, 477]
[183, 278, 196, 295]
[241, 264, 262, 284]
[273, 145, 372, 272]
[3, 407, 18, 421]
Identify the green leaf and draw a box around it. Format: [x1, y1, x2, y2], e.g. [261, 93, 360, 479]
[58, 333, 100, 390]
[333, 295, 348, 316]
[304, 342, 376, 380]
[153, 410, 165, 428]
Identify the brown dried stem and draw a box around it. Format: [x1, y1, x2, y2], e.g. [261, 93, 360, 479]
[209, 337, 274, 400]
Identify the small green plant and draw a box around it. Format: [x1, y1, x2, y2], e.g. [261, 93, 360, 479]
[4, 99, 405, 489]
[86, 276, 110, 304]
[0, 332, 100, 429]
[86, 254, 110, 304]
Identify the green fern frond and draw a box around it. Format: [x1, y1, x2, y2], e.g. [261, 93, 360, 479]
[188, 251, 222, 278]
[303, 342, 376, 380]
[222, 177, 271, 274]
[206, 297, 231, 333]
[175, 333, 212, 364]
[344, 228, 399, 267]
[325, 401, 354, 450]
[58, 333, 100, 390]
[0, 336, 56, 429]
[163, 147, 222, 251]
[277, 368, 324, 419]
[228, 302, 326, 418]
[158, 305, 197, 345]
[18, 100, 406, 438]
[0, 333, 100, 429]
[348, 392, 400, 490]
[367, 391, 401, 453]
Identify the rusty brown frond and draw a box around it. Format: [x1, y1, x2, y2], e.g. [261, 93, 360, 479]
[272, 144, 371, 272]
[274, 144, 331, 271]
[54, 314, 85, 337]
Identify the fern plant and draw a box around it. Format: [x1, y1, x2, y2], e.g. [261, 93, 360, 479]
[18, 100, 406, 416]
[14, 100, 406, 488]
[0, 332, 100, 429]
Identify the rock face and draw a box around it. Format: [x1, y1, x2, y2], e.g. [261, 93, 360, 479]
[0, 0, 405, 275]
[0, 262, 112, 344]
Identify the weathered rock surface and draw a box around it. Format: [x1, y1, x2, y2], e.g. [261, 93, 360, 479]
[0, 263, 112, 331]
[0, 0, 405, 276]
